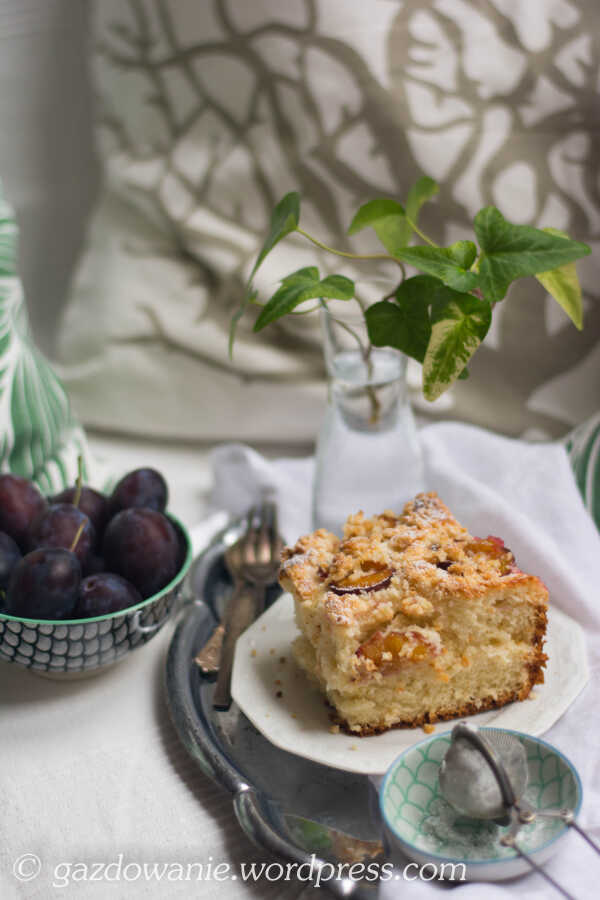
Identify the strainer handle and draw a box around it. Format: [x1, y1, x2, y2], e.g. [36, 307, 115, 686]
[521, 807, 600, 858]
[569, 820, 600, 859]
[501, 831, 575, 900]
[452, 724, 516, 811]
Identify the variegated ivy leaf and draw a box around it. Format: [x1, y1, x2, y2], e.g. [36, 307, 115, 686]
[365, 275, 437, 362]
[347, 197, 407, 257]
[422, 289, 492, 401]
[398, 176, 439, 247]
[535, 227, 584, 330]
[253, 267, 354, 331]
[250, 192, 301, 281]
[393, 242, 479, 293]
[474, 206, 590, 303]
[229, 191, 300, 354]
[347, 180, 440, 255]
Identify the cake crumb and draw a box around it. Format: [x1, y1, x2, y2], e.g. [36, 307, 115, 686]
[276, 690, 283, 698]
[329, 724, 340, 734]
[250, 649, 257, 658]
[291, 713, 297, 718]
[269, 648, 275, 655]
[529, 691, 538, 700]
[423, 723, 435, 735]
[349, 745, 358, 751]
[274, 679, 281, 686]
[279, 656, 286, 664]
[261, 625, 266, 632]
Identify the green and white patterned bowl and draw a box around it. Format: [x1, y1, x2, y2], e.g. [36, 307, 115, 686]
[0, 517, 192, 678]
[380, 728, 582, 881]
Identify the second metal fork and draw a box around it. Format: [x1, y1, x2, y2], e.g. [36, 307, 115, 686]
[212, 502, 282, 710]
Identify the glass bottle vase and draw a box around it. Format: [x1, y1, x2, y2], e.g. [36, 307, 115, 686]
[312, 304, 425, 535]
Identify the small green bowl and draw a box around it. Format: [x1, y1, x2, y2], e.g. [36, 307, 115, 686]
[380, 728, 582, 881]
[0, 515, 192, 678]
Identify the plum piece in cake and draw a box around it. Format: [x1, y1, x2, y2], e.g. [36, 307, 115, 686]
[279, 492, 547, 735]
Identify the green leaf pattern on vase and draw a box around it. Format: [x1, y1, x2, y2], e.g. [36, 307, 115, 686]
[0, 182, 91, 492]
[565, 412, 600, 530]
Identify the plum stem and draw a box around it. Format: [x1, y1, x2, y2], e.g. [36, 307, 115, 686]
[73, 456, 84, 509]
[70, 522, 85, 554]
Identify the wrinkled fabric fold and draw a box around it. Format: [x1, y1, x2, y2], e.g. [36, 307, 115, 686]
[211, 421, 600, 898]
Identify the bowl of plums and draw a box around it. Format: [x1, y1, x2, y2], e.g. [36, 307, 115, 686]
[0, 466, 192, 677]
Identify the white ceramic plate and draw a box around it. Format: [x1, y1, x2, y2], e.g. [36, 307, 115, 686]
[231, 595, 589, 775]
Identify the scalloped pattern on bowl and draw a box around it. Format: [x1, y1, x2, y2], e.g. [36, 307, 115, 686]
[0, 516, 192, 676]
[381, 730, 581, 862]
[0, 592, 177, 673]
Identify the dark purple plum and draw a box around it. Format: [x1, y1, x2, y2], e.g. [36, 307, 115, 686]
[108, 468, 168, 516]
[7, 548, 81, 619]
[53, 485, 109, 540]
[168, 516, 189, 570]
[0, 531, 22, 591]
[83, 553, 106, 578]
[74, 573, 142, 618]
[0, 474, 47, 549]
[103, 508, 179, 598]
[29, 504, 95, 565]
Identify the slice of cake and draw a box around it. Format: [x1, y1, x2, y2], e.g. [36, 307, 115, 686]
[280, 493, 547, 735]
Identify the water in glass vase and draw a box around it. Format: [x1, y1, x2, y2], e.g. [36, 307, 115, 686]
[313, 306, 425, 535]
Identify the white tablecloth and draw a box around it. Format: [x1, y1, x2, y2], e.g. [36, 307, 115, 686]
[211, 423, 600, 899]
[0, 434, 303, 900]
[2, 425, 599, 899]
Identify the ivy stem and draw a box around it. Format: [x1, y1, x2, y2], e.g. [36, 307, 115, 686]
[296, 227, 404, 267]
[326, 311, 368, 359]
[289, 304, 322, 316]
[381, 283, 402, 302]
[405, 217, 438, 248]
[321, 300, 381, 425]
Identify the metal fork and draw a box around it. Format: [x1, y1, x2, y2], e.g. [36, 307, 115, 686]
[212, 502, 283, 711]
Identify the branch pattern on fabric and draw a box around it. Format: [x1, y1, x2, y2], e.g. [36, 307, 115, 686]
[231, 178, 590, 400]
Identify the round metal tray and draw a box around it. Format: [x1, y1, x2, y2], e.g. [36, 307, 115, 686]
[165, 518, 383, 898]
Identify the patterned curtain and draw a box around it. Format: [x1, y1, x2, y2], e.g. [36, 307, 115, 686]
[56, 0, 599, 441]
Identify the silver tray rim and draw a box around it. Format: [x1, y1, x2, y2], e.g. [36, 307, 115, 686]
[164, 516, 380, 899]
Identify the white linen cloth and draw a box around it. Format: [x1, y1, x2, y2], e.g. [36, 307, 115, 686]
[1, 423, 598, 900]
[211, 422, 600, 898]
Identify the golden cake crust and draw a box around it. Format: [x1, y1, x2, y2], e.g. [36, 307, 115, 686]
[281, 492, 547, 622]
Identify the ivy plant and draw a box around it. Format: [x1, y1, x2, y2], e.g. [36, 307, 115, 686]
[230, 178, 590, 401]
